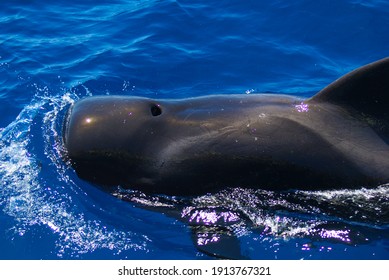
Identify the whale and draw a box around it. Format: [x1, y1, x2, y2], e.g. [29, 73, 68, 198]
[63, 57, 389, 196]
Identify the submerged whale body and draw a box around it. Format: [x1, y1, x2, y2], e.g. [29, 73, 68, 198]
[63, 57, 389, 196]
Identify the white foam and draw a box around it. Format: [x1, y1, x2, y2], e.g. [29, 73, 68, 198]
[0, 92, 148, 257]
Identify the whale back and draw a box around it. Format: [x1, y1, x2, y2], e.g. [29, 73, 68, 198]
[309, 57, 389, 138]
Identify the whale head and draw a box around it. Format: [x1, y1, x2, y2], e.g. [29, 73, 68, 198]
[63, 96, 171, 189]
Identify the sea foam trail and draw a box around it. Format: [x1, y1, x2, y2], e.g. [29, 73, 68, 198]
[0, 93, 147, 257]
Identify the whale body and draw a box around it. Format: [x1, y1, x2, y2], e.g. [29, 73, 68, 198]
[63, 57, 389, 196]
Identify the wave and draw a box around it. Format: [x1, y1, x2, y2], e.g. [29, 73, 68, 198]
[0, 90, 148, 258]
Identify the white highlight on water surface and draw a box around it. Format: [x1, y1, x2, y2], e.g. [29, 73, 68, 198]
[0, 92, 148, 257]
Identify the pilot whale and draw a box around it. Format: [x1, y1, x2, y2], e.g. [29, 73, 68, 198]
[63, 57, 389, 196]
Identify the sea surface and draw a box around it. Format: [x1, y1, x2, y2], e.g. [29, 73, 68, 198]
[0, 0, 388, 259]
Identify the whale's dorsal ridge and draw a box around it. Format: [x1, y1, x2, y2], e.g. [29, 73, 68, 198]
[309, 57, 389, 125]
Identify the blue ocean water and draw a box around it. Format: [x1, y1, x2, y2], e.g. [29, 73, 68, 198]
[0, 0, 388, 259]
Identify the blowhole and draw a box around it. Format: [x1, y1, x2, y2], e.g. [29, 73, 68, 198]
[150, 104, 162, 116]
